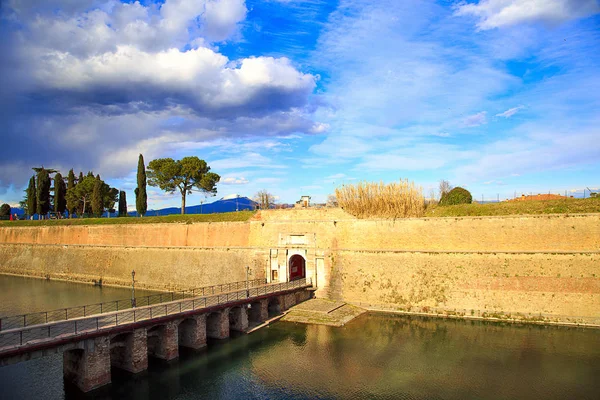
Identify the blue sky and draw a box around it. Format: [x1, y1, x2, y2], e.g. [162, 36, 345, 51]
[0, 0, 599, 210]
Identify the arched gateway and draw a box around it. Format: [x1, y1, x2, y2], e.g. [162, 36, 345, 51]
[289, 254, 306, 281]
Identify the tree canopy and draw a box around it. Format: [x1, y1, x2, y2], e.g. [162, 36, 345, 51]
[26, 175, 37, 217]
[136, 154, 147, 217]
[118, 191, 127, 217]
[36, 168, 51, 216]
[254, 190, 276, 210]
[147, 156, 220, 215]
[0, 203, 11, 217]
[54, 172, 66, 216]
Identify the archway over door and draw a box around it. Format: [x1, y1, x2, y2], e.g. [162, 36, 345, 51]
[289, 254, 306, 281]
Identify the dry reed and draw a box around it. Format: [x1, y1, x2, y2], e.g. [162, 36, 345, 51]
[335, 180, 425, 219]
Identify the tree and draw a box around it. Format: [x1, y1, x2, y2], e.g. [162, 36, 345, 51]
[103, 185, 119, 216]
[118, 191, 127, 217]
[147, 156, 220, 215]
[438, 180, 452, 200]
[26, 175, 37, 218]
[36, 168, 51, 217]
[136, 154, 147, 217]
[66, 175, 96, 216]
[0, 204, 11, 217]
[66, 169, 77, 217]
[326, 194, 338, 207]
[91, 175, 103, 217]
[254, 190, 276, 210]
[54, 172, 66, 217]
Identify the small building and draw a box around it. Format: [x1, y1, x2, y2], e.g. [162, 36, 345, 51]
[295, 195, 311, 208]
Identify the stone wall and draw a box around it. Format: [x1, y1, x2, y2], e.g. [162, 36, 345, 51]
[0, 210, 599, 325]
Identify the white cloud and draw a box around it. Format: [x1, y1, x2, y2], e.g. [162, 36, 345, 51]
[455, 0, 600, 30]
[221, 176, 249, 184]
[462, 111, 488, 127]
[496, 106, 524, 118]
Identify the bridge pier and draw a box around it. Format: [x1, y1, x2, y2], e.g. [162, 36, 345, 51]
[249, 299, 269, 323]
[179, 315, 207, 349]
[110, 328, 148, 373]
[63, 337, 111, 392]
[206, 310, 230, 339]
[229, 306, 249, 332]
[147, 321, 179, 361]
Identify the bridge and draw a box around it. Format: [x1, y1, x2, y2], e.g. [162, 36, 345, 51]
[0, 278, 313, 392]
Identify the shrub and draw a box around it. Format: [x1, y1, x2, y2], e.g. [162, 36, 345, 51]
[335, 180, 424, 218]
[0, 203, 10, 217]
[439, 187, 472, 206]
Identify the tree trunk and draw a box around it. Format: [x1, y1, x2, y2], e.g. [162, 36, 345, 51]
[181, 191, 186, 215]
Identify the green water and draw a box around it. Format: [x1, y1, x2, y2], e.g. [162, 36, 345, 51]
[0, 275, 599, 399]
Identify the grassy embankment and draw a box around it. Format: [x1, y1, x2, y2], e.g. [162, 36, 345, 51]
[0, 211, 256, 227]
[425, 197, 600, 217]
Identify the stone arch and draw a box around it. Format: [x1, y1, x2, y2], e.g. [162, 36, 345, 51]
[178, 316, 206, 350]
[229, 305, 249, 332]
[268, 296, 282, 317]
[206, 310, 229, 340]
[288, 254, 306, 281]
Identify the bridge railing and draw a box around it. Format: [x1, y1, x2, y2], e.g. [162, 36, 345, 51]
[0, 278, 311, 352]
[0, 278, 266, 332]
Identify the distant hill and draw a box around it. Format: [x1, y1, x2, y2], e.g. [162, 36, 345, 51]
[129, 195, 257, 217]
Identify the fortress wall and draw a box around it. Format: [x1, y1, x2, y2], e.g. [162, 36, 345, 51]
[0, 222, 251, 248]
[326, 250, 600, 325]
[250, 213, 600, 252]
[0, 244, 266, 291]
[1, 211, 599, 325]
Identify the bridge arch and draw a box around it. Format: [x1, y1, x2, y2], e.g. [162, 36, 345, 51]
[268, 297, 281, 317]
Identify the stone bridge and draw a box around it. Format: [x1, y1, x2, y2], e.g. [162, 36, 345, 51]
[0, 279, 312, 392]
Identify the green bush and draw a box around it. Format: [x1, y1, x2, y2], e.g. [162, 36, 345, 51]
[0, 203, 11, 217]
[439, 187, 472, 206]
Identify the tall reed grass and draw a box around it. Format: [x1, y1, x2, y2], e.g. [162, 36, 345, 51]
[335, 180, 425, 218]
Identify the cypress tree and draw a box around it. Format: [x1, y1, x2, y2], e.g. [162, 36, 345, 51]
[136, 154, 147, 217]
[118, 191, 127, 217]
[26, 176, 37, 218]
[36, 168, 51, 218]
[78, 171, 84, 183]
[54, 172, 67, 217]
[66, 169, 77, 217]
[91, 175, 103, 217]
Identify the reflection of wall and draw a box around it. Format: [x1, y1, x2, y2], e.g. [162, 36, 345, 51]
[0, 211, 599, 325]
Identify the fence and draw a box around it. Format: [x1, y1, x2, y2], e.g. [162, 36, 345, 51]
[0, 278, 266, 331]
[0, 278, 311, 352]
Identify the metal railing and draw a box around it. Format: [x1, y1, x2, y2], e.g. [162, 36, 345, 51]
[0, 279, 266, 332]
[0, 278, 311, 353]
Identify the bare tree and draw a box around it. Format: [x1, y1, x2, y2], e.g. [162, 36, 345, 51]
[438, 180, 453, 200]
[254, 190, 276, 210]
[326, 194, 338, 207]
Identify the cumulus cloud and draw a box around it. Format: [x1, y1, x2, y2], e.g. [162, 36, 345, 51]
[0, 0, 319, 192]
[454, 0, 600, 30]
[462, 111, 488, 127]
[496, 106, 524, 118]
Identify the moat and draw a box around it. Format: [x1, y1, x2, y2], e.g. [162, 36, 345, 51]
[0, 275, 599, 400]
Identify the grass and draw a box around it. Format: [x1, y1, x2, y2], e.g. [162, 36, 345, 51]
[336, 180, 425, 219]
[425, 197, 600, 217]
[0, 211, 256, 227]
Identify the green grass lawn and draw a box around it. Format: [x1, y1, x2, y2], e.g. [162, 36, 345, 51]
[425, 197, 600, 217]
[0, 211, 256, 227]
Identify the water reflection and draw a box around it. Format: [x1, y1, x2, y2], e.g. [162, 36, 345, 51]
[1, 275, 599, 400]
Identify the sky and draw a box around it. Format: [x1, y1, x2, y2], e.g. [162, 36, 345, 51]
[0, 0, 599, 210]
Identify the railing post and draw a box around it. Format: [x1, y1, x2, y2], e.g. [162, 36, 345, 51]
[84, 305, 86, 317]
[75, 320, 78, 334]
[96, 318, 99, 330]
[45, 312, 48, 324]
[150, 307, 153, 319]
[134, 309, 136, 322]
[100, 303, 103, 313]
[65, 309, 68, 320]
[115, 314, 118, 326]
[24, 315, 26, 327]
